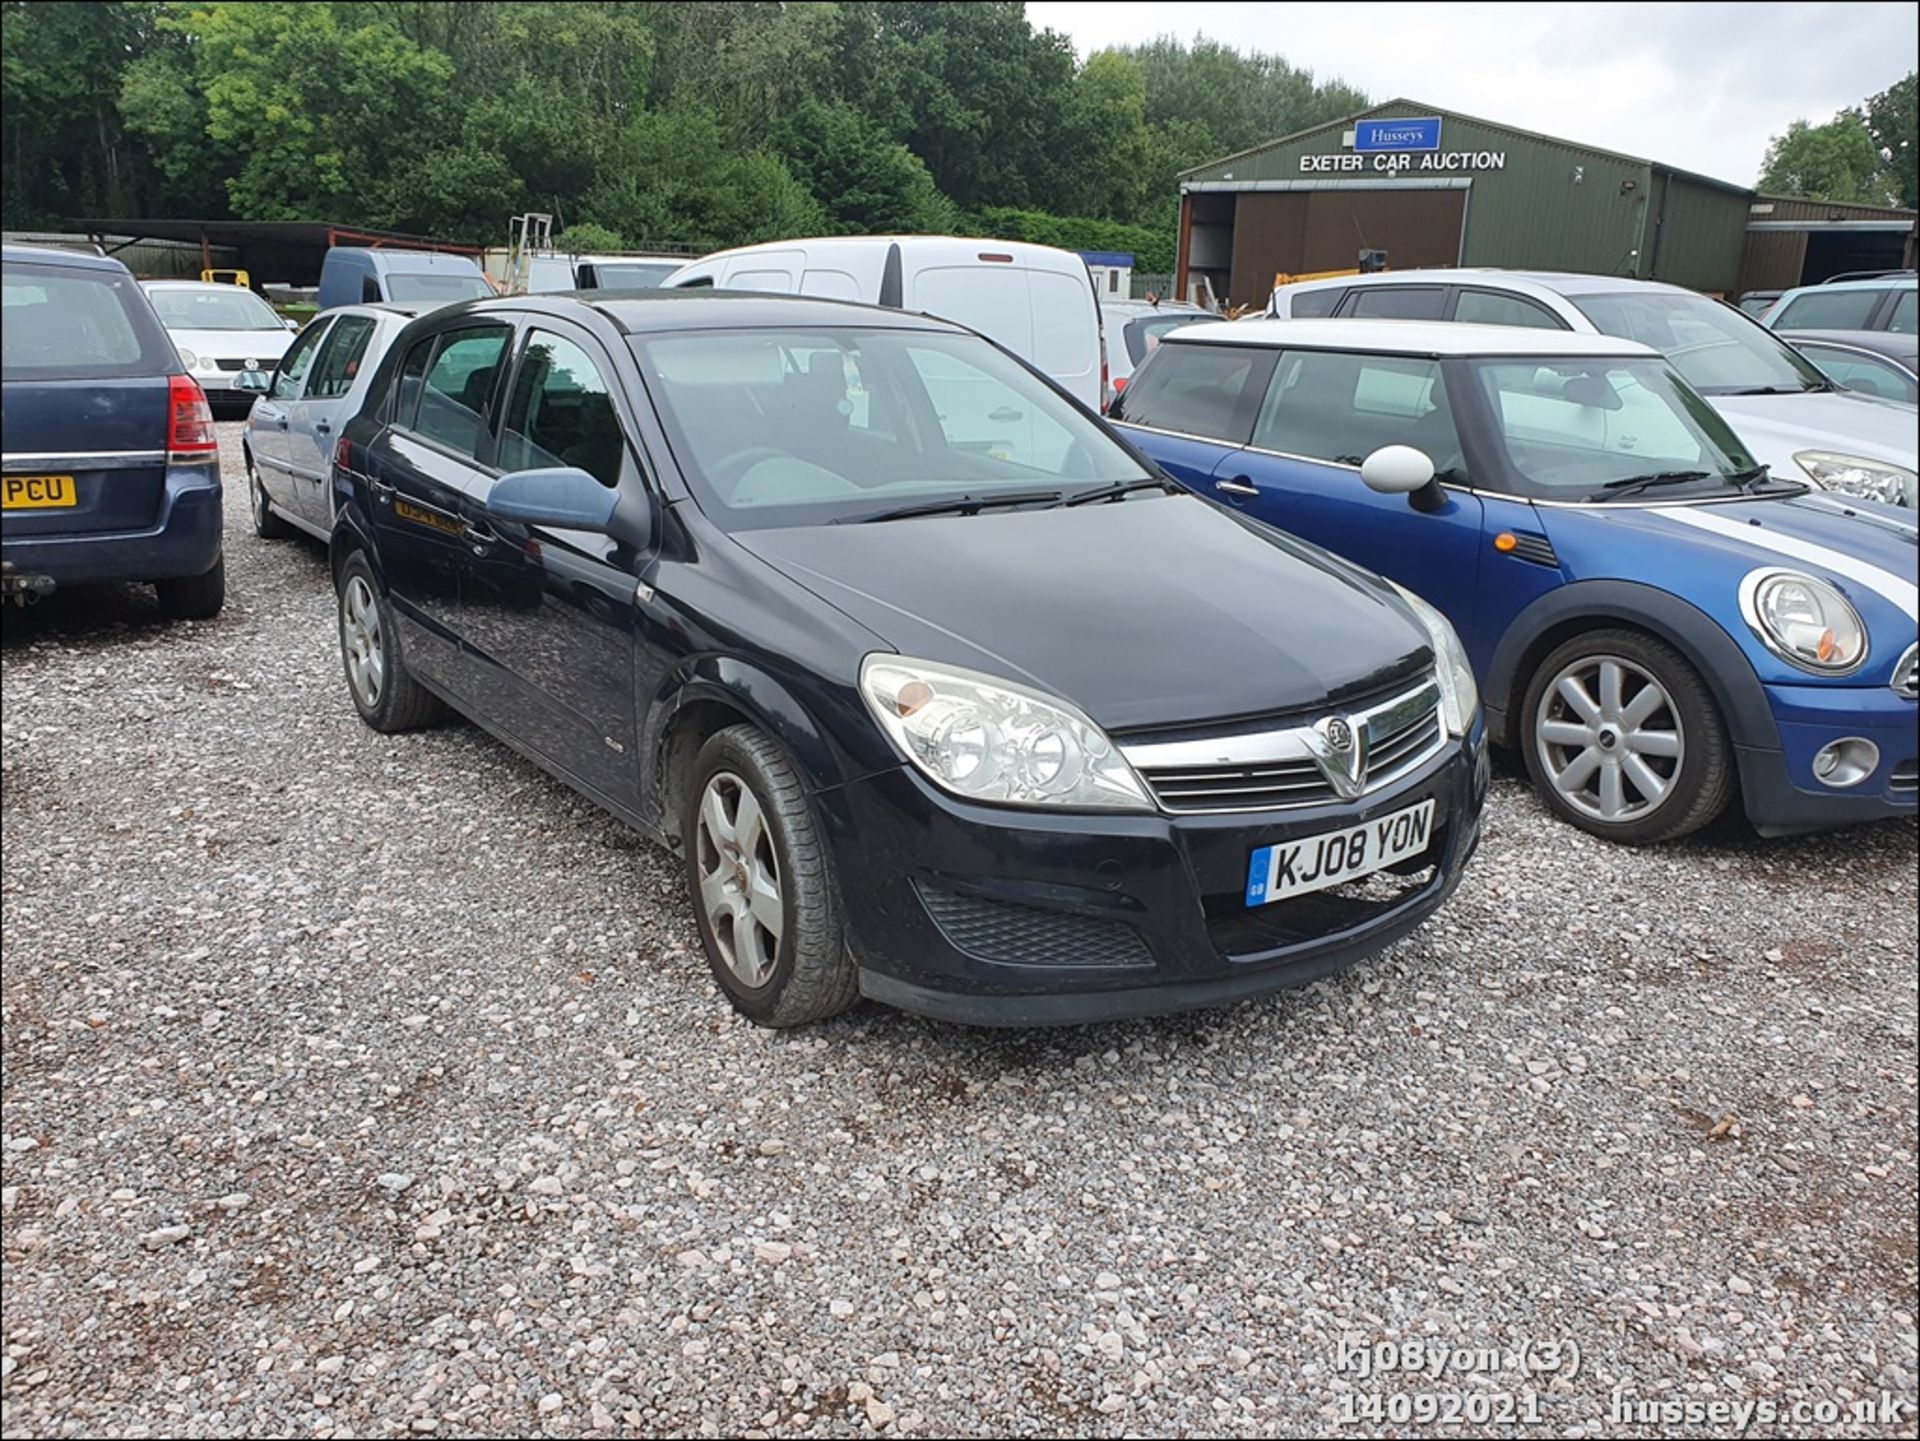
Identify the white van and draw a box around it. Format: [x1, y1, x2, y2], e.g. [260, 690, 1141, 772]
[660, 236, 1106, 411]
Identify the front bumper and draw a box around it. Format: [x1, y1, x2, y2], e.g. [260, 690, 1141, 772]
[0, 464, 222, 589]
[819, 725, 1488, 1025]
[1738, 681, 1919, 834]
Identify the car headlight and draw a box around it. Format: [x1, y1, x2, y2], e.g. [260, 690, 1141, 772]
[177, 347, 199, 371]
[1739, 569, 1869, 674]
[859, 655, 1152, 810]
[1390, 583, 1478, 736]
[1794, 451, 1916, 507]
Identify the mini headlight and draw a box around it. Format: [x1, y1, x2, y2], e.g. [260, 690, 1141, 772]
[859, 655, 1152, 811]
[1739, 568, 1869, 674]
[177, 347, 199, 371]
[1794, 451, 1916, 508]
[1390, 583, 1479, 736]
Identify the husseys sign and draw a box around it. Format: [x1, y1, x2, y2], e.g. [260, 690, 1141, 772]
[1300, 115, 1507, 173]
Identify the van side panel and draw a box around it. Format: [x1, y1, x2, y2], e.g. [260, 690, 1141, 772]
[1027, 269, 1101, 408]
[799, 269, 863, 301]
[721, 251, 806, 294]
[317, 251, 374, 312]
[909, 266, 1036, 365]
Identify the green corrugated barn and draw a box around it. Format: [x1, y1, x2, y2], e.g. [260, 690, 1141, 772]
[1175, 99, 1914, 308]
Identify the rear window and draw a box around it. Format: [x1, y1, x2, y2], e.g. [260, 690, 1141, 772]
[1772, 288, 1887, 332]
[1287, 287, 1344, 319]
[1123, 313, 1224, 365]
[2, 260, 176, 380]
[382, 273, 494, 304]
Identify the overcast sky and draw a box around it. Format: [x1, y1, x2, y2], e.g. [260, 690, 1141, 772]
[1027, 2, 1917, 186]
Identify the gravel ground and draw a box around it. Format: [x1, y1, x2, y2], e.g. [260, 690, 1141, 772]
[2, 423, 1916, 1439]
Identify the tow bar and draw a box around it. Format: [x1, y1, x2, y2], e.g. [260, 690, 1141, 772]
[2, 561, 57, 606]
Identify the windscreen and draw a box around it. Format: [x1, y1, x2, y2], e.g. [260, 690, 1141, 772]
[589, 262, 680, 291]
[147, 286, 282, 331]
[1570, 289, 1829, 395]
[632, 327, 1148, 529]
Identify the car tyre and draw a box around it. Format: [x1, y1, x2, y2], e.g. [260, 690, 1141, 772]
[683, 725, 858, 1028]
[154, 555, 226, 621]
[336, 550, 444, 732]
[247, 449, 295, 540]
[1521, 628, 1732, 845]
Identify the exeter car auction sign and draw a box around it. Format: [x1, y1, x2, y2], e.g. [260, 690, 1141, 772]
[1299, 115, 1508, 173]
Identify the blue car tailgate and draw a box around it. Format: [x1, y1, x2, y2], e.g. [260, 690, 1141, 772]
[2, 374, 173, 535]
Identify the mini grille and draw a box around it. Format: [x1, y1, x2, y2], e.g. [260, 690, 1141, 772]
[915, 885, 1153, 969]
[1503, 531, 1559, 568]
[1129, 678, 1446, 815]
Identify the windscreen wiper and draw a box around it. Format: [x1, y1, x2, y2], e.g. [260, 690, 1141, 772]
[1054, 478, 1176, 507]
[1596, 469, 1714, 499]
[834, 490, 1063, 523]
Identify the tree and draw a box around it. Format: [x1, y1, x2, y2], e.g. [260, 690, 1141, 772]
[1, 0, 147, 223]
[1759, 113, 1893, 206]
[776, 99, 956, 234]
[559, 220, 625, 252]
[582, 105, 825, 250]
[1061, 51, 1152, 221]
[1865, 70, 1917, 210]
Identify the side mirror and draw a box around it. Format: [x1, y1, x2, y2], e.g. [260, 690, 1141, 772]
[1360, 445, 1446, 514]
[234, 368, 273, 394]
[484, 467, 619, 533]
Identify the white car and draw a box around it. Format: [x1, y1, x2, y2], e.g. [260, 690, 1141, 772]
[1100, 298, 1223, 403]
[141, 280, 297, 414]
[1266, 269, 1919, 506]
[234, 303, 425, 541]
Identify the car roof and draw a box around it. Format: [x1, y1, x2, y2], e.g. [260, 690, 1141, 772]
[1167, 316, 1659, 359]
[1778, 275, 1915, 299]
[1782, 328, 1919, 360]
[442, 289, 971, 336]
[140, 279, 264, 290]
[2, 241, 129, 273]
[1275, 267, 1689, 301]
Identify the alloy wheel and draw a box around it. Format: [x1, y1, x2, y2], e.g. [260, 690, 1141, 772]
[694, 771, 784, 987]
[1534, 654, 1685, 824]
[341, 574, 386, 708]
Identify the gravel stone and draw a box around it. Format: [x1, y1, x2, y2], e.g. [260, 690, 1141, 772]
[1, 422, 1915, 1437]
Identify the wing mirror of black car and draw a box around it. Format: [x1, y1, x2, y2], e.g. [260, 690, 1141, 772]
[233, 368, 273, 394]
[485, 468, 621, 533]
[1360, 445, 1446, 512]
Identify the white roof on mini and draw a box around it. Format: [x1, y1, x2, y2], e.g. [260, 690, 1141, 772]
[1163, 317, 1660, 359]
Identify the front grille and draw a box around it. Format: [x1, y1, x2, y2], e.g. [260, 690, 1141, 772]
[1891, 760, 1918, 796]
[1206, 822, 1447, 958]
[915, 884, 1153, 969]
[213, 358, 255, 372]
[1124, 675, 1446, 815]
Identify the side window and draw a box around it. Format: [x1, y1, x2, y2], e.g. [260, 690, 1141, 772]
[360, 274, 382, 304]
[1886, 290, 1916, 334]
[1796, 345, 1918, 405]
[904, 341, 1078, 471]
[498, 330, 627, 488]
[306, 316, 377, 400]
[1773, 288, 1884, 331]
[405, 326, 512, 461]
[1253, 351, 1463, 474]
[1455, 290, 1565, 329]
[1288, 287, 1345, 319]
[1112, 342, 1269, 442]
[272, 319, 332, 400]
[391, 334, 434, 428]
[1346, 287, 1446, 320]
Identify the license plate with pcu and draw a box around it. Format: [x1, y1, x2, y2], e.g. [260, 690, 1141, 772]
[2, 475, 76, 509]
[1245, 797, 1437, 907]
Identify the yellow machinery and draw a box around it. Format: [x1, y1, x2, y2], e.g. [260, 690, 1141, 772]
[1273, 267, 1363, 288]
[199, 268, 251, 287]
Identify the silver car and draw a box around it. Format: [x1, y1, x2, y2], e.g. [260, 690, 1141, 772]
[237, 303, 424, 540]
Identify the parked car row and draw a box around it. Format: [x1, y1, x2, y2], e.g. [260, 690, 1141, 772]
[5, 236, 1914, 1035]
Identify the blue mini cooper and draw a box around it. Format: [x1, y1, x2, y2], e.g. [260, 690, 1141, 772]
[1110, 319, 1917, 844]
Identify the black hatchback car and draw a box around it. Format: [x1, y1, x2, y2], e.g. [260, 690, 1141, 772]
[328, 293, 1488, 1027]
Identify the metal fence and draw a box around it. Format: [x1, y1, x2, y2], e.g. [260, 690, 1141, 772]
[1130, 271, 1176, 300]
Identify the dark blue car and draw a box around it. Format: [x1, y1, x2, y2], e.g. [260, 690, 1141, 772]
[1111, 318, 1917, 844]
[2, 243, 225, 618]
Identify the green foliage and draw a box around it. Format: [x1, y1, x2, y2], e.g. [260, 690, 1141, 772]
[1759, 113, 1895, 207]
[972, 207, 1176, 274]
[1865, 71, 1916, 210]
[777, 99, 956, 234]
[559, 221, 626, 253]
[582, 105, 825, 251]
[2, 2, 1379, 256]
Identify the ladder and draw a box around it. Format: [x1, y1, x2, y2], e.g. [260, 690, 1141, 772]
[505, 213, 555, 296]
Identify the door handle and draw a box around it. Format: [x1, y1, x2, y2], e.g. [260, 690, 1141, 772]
[1215, 476, 1259, 498]
[463, 520, 498, 547]
[276, 416, 289, 430]
[314, 419, 332, 435]
[369, 479, 396, 503]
